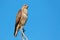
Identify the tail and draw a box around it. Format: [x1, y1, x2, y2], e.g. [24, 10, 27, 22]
[14, 23, 19, 37]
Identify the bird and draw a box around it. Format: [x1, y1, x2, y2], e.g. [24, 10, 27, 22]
[14, 4, 28, 40]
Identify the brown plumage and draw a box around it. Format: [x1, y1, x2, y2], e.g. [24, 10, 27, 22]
[14, 4, 28, 37]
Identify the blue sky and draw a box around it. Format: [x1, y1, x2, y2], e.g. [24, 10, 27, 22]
[0, 0, 60, 40]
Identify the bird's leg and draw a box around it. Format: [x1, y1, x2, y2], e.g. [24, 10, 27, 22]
[20, 26, 28, 40]
[23, 28, 25, 33]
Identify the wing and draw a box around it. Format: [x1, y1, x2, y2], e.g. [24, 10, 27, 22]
[16, 10, 22, 24]
[14, 9, 22, 36]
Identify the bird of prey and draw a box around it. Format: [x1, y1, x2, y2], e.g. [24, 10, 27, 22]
[14, 4, 28, 40]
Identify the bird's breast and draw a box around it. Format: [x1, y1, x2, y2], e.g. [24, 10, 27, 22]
[20, 13, 28, 25]
[24, 9, 28, 15]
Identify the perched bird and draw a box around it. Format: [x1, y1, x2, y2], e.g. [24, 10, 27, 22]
[14, 4, 28, 37]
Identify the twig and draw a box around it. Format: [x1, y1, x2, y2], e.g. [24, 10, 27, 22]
[20, 28, 28, 40]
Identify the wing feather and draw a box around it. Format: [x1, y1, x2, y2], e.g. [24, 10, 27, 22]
[14, 9, 22, 36]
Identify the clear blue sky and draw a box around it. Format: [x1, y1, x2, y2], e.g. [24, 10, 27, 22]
[0, 0, 60, 40]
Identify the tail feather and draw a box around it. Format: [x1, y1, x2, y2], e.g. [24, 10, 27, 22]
[14, 23, 19, 37]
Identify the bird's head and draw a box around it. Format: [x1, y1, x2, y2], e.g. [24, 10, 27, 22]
[22, 4, 28, 10]
[21, 4, 29, 14]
